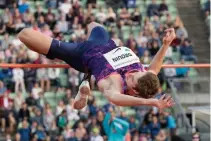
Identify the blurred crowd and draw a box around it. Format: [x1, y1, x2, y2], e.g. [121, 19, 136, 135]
[0, 0, 201, 140]
[0, 83, 178, 141]
[201, 0, 210, 42]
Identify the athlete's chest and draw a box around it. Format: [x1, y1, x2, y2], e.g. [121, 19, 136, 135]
[97, 74, 123, 93]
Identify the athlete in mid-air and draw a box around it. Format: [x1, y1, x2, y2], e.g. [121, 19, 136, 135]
[18, 22, 175, 110]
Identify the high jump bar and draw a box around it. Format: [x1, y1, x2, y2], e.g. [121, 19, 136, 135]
[0, 64, 210, 68]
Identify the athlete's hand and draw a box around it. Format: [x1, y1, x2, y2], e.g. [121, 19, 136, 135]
[163, 28, 176, 46]
[154, 94, 175, 109]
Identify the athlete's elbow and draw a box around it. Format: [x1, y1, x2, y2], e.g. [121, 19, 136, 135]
[104, 91, 121, 106]
[18, 28, 31, 42]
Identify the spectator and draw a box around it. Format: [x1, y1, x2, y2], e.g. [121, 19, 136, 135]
[45, 8, 56, 29]
[31, 108, 43, 125]
[118, 111, 129, 122]
[37, 16, 46, 29]
[14, 133, 21, 141]
[35, 125, 46, 141]
[119, 7, 131, 25]
[56, 110, 68, 133]
[6, 17, 16, 34]
[204, 0, 210, 12]
[18, 0, 29, 14]
[12, 58, 25, 93]
[18, 102, 30, 121]
[0, 18, 6, 35]
[62, 125, 75, 140]
[96, 7, 107, 23]
[89, 99, 98, 117]
[36, 58, 50, 91]
[62, 89, 72, 105]
[18, 120, 30, 141]
[192, 132, 200, 141]
[24, 67, 36, 92]
[31, 120, 38, 134]
[158, 110, 167, 129]
[42, 24, 53, 37]
[125, 0, 136, 8]
[56, 100, 66, 116]
[127, 34, 136, 48]
[2, 8, 11, 24]
[1, 33, 12, 50]
[14, 91, 24, 112]
[48, 68, 60, 86]
[22, 9, 33, 27]
[112, 33, 121, 46]
[68, 68, 80, 95]
[0, 92, 13, 109]
[152, 15, 161, 30]
[139, 122, 149, 135]
[180, 39, 197, 63]
[0, 81, 7, 95]
[25, 93, 37, 107]
[43, 108, 55, 130]
[34, 5, 45, 20]
[158, 0, 168, 15]
[129, 116, 137, 136]
[175, 17, 188, 39]
[59, 0, 72, 14]
[140, 50, 152, 64]
[1, 101, 17, 134]
[90, 127, 104, 141]
[75, 121, 87, 141]
[103, 111, 129, 141]
[48, 120, 59, 139]
[164, 112, 176, 135]
[74, 24, 85, 38]
[87, 0, 97, 8]
[155, 129, 168, 141]
[31, 82, 42, 101]
[147, 0, 159, 17]
[66, 8, 74, 23]
[106, 7, 116, 23]
[136, 31, 148, 47]
[6, 134, 12, 141]
[96, 110, 106, 138]
[131, 7, 142, 25]
[148, 116, 161, 139]
[87, 116, 98, 133]
[57, 15, 69, 33]
[149, 40, 160, 57]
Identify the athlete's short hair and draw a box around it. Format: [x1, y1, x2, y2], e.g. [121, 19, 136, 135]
[134, 72, 160, 98]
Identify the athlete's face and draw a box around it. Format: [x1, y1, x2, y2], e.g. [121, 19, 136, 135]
[126, 71, 147, 96]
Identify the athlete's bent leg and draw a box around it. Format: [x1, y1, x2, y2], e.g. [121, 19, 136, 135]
[18, 28, 52, 55]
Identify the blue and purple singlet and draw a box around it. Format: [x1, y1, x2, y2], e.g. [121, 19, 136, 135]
[46, 26, 145, 92]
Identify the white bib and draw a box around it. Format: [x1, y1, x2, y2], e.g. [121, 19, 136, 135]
[103, 47, 140, 70]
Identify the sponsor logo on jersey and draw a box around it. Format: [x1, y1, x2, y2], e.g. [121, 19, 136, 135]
[112, 53, 133, 62]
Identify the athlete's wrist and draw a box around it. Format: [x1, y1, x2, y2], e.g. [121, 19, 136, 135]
[162, 43, 169, 48]
[144, 98, 157, 106]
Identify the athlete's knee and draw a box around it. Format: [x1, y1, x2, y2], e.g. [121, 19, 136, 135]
[18, 28, 32, 42]
[88, 22, 103, 31]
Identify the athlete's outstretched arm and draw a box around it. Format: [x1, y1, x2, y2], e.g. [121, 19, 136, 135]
[18, 28, 52, 55]
[102, 80, 174, 109]
[104, 89, 173, 108]
[148, 28, 176, 75]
